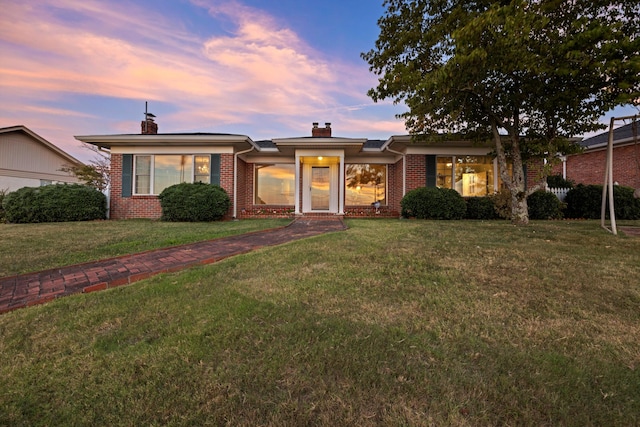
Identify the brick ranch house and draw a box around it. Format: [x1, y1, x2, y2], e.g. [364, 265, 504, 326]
[553, 122, 640, 190]
[76, 118, 543, 220]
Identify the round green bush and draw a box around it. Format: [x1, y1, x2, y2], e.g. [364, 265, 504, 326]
[546, 174, 574, 189]
[2, 184, 107, 223]
[527, 190, 563, 220]
[401, 187, 466, 219]
[0, 190, 7, 223]
[565, 184, 640, 219]
[464, 197, 498, 219]
[159, 182, 230, 222]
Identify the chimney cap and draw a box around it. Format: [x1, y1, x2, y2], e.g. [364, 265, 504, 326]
[325, 122, 331, 128]
[312, 122, 319, 128]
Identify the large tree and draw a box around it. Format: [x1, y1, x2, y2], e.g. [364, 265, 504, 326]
[363, 0, 640, 224]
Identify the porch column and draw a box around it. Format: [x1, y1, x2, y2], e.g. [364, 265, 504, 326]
[338, 152, 345, 215]
[294, 151, 302, 214]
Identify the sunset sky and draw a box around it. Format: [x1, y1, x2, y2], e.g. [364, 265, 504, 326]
[1, 0, 636, 162]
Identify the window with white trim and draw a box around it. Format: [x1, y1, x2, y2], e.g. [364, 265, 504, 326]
[345, 164, 387, 205]
[133, 155, 208, 195]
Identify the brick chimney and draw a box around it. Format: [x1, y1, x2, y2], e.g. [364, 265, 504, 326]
[141, 116, 158, 134]
[312, 122, 331, 137]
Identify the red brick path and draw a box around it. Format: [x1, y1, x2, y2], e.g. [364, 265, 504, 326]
[0, 219, 347, 315]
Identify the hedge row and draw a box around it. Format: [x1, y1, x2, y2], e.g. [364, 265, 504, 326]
[2, 184, 107, 223]
[400, 184, 640, 220]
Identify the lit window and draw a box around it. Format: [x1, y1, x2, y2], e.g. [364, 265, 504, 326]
[345, 164, 386, 205]
[436, 155, 511, 196]
[133, 155, 208, 195]
[135, 156, 151, 194]
[255, 164, 295, 205]
[194, 156, 210, 184]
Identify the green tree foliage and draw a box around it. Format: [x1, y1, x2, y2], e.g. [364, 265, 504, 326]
[363, 0, 640, 224]
[2, 184, 107, 223]
[159, 182, 230, 222]
[59, 164, 108, 191]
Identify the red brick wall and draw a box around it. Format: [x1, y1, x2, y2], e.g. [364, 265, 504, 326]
[235, 158, 248, 216]
[387, 158, 403, 213]
[405, 154, 426, 192]
[526, 159, 546, 190]
[109, 154, 163, 219]
[564, 145, 640, 188]
[109, 153, 235, 220]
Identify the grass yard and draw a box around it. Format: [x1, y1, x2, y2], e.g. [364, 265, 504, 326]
[0, 218, 290, 276]
[1, 219, 639, 426]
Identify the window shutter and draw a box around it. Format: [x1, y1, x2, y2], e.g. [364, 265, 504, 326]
[426, 155, 437, 187]
[210, 154, 221, 186]
[122, 154, 133, 197]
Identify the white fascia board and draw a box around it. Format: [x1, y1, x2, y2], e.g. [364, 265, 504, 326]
[295, 148, 345, 157]
[273, 137, 367, 146]
[405, 145, 493, 155]
[345, 155, 397, 163]
[247, 155, 295, 163]
[75, 134, 254, 148]
[110, 146, 235, 155]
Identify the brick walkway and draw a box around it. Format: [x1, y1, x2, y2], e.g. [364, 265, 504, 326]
[0, 218, 347, 315]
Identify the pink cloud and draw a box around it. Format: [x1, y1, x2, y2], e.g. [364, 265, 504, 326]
[1, 0, 406, 158]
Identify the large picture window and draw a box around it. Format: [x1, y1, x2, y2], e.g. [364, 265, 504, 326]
[345, 164, 386, 205]
[133, 155, 207, 195]
[255, 164, 295, 205]
[436, 155, 510, 196]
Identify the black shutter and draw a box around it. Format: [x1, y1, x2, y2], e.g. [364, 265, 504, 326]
[210, 154, 221, 186]
[122, 154, 133, 197]
[426, 155, 437, 187]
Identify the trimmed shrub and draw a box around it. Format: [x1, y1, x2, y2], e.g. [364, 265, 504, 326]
[401, 187, 466, 219]
[565, 184, 640, 219]
[159, 182, 230, 222]
[465, 197, 498, 219]
[0, 189, 7, 223]
[489, 190, 512, 220]
[3, 184, 107, 223]
[546, 174, 574, 189]
[527, 190, 563, 220]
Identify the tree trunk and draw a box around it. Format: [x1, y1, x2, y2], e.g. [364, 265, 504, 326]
[511, 191, 529, 225]
[491, 121, 529, 225]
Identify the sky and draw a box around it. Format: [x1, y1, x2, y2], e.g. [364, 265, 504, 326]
[1, 0, 637, 163]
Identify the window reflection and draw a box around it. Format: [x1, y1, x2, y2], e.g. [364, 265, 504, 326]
[345, 164, 386, 205]
[436, 155, 510, 196]
[255, 164, 295, 205]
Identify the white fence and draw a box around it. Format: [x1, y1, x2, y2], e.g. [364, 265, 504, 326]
[547, 187, 570, 202]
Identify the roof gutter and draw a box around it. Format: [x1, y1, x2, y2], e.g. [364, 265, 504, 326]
[384, 144, 406, 197]
[233, 145, 256, 218]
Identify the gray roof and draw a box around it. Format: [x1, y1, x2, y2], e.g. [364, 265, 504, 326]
[254, 139, 276, 149]
[581, 122, 640, 148]
[363, 139, 386, 149]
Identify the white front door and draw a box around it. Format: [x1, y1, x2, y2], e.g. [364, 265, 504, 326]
[302, 161, 339, 213]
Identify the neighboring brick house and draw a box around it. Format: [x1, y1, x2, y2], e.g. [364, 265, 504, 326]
[553, 122, 640, 189]
[76, 118, 519, 219]
[0, 125, 83, 192]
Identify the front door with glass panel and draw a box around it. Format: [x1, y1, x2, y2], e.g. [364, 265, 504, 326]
[302, 160, 338, 213]
[310, 166, 330, 210]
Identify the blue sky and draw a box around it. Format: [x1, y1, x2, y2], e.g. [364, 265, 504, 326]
[1, 0, 637, 162]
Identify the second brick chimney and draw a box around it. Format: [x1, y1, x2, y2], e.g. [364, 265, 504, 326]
[312, 122, 331, 137]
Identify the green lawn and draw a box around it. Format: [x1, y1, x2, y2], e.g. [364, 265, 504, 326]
[1, 219, 639, 426]
[0, 219, 290, 276]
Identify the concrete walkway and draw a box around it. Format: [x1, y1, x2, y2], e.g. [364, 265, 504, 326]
[0, 218, 347, 315]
